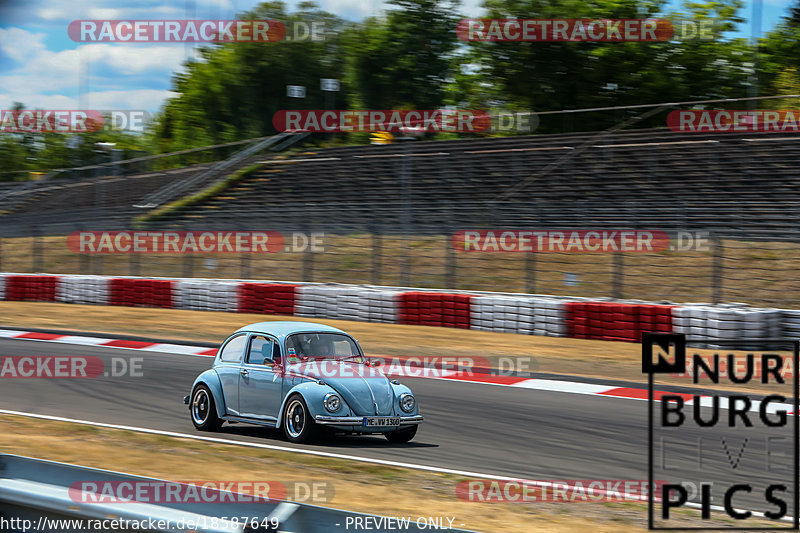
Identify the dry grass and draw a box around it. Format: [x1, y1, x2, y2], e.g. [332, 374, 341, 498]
[0, 415, 775, 531]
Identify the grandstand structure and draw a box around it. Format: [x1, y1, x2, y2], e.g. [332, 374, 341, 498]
[2, 127, 799, 306]
[138, 127, 797, 238]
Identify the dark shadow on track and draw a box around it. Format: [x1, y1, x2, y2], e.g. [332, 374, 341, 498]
[212, 424, 437, 448]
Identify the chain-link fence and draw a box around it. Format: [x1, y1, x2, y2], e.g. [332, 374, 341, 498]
[4, 230, 800, 307]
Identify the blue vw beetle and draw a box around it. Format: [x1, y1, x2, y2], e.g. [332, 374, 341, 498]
[185, 321, 422, 443]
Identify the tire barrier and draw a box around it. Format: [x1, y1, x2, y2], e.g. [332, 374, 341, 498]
[4, 272, 800, 343]
[566, 302, 674, 342]
[672, 304, 783, 347]
[296, 285, 399, 323]
[398, 292, 472, 329]
[4, 274, 59, 302]
[175, 279, 238, 312]
[471, 296, 567, 336]
[109, 278, 174, 308]
[55, 275, 109, 305]
[238, 283, 297, 315]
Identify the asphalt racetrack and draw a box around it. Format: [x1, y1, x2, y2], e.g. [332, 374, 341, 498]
[0, 337, 794, 518]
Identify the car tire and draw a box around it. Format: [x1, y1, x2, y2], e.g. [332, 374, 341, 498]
[190, 384, 222, 431]
[283, 394, 319, 444]
[385, 425, 417, 443]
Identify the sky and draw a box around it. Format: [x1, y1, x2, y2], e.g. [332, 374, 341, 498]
[0, 0, 796, 115]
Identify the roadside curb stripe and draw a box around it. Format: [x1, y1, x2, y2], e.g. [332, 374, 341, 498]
[0, 328, 794, 413]
[0, 329, 216, 357]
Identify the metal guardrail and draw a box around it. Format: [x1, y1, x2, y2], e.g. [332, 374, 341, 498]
[0, 454, 476, 533]
[133, 132, 306, 209]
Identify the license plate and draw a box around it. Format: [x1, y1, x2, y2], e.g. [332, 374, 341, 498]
[362, 417, 400, 427]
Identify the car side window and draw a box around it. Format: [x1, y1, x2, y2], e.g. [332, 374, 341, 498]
[246, 335, 275, 365]
[219, 335, 247, 363]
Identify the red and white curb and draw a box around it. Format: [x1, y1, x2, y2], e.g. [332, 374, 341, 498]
[0, 329, 217, 357]
[0, 328, 792, 413]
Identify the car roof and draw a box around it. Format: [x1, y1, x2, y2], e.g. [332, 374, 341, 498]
[234, 321, 348, 340]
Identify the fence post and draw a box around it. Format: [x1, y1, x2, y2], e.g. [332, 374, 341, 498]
[400, 237, 411, 287]
[612, 251, 623, 299]
[91, 250, 103, 275]
[302, 244, 314, 282]
[712, 234, 723, 304]
[32, 229, 43, 273]
[129, 252, 139, 276]
[371, 229, 382, 285]
[445, 234, 456, 289]
[240, 252, 250, 279]
[182, 254, 194, 278]
[525, 252, 537, 294]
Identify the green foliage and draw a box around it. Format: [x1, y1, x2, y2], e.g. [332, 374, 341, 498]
[344, 0, 460, 108]
[151, 2, 350, 153]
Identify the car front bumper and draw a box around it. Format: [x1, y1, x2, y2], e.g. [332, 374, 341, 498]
[314, 415, 423, 426]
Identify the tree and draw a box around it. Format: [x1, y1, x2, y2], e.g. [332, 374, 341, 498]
[344, 0, 460, 108]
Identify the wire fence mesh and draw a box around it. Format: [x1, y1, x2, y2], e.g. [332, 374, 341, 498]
[5, 231, 800, 307]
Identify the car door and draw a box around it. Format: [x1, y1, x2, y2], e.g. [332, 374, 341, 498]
[238, 334, 284, 421]
[215, 333, 248, 416]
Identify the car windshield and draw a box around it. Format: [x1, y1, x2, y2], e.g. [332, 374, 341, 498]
[285, 333, 364, 362]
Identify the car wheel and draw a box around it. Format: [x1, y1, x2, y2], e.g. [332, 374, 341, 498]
[385, 425, 417, 443]
[190, 384, 222, 431]
[283, 395, 318, 444]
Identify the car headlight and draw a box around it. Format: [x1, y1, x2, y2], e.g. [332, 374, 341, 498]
[399, 393, 415, 413]
[324, 393, 341, 413]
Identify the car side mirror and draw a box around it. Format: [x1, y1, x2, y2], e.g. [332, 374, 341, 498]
[263, 357, 275, 366]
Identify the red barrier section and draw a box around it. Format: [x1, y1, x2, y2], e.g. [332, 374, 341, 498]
[109, 278, 174, 308]
[398, 292, 472, 329]
[566, 302, 674, 342]
[238, 283, 298, 315]
[5, 275, 58, 302]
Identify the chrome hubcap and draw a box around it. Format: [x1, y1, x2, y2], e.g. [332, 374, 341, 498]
[191, 389, 210, 425]
[285, 399, 305, 438]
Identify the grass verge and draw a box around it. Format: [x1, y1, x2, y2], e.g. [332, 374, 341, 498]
[0, 414, 762, 531]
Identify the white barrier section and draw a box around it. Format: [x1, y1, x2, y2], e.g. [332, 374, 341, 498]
[533, 297, 567, 337]
[360, 287, 399, 323]
[296, 285, 399, 323]
[175, 279, 239, 312]
[471, 295, 566, 336]
[674, 304, 782, 348]
[782, 309, 800, 341]
[296, 285, 340, 319]
[55, 275, 109, 305]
